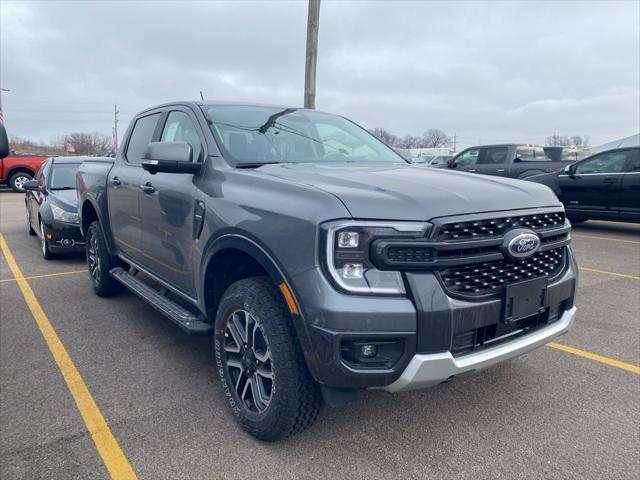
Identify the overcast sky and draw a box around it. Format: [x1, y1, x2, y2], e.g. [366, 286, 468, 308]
[1, 0, 638, 148]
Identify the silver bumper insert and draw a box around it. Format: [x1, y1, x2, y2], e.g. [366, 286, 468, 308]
[384, 306, 576, 392]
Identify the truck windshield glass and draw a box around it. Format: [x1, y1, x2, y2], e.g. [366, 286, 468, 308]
[202, 106, 407, 165]
[50, 163, 80, 190]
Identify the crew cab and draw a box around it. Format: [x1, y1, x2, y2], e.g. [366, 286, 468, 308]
[0, 153, 48, 192]
[77, 102, 578, 441]
[443, 144, 568, 179]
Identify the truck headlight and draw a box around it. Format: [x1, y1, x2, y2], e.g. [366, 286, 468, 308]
[324, 221, 431, 295]
[51, 205, 79, 224]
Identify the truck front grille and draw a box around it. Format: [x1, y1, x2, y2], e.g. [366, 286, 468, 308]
[436, 211, 565, 241]
[438, 247, 565, 297]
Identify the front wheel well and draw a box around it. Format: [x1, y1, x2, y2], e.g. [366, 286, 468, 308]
[81, 200, 99, 236]
[204, 248, 269, 320]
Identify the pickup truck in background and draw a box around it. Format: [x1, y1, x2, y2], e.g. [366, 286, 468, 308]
[77, 102, 577, 441]
[0, 153, 48, 192]
[440, 144, 569, 179]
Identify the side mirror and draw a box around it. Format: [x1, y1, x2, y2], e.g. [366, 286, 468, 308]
[564, 164, 577, 176]
[22, 180, 40, 191]
[0, 122, 9, 159]
[447, 158, 456, 168]
[141, 142, 200, 175]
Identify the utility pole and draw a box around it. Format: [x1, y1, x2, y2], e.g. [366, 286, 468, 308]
[0, 88, 10, 124]
[113, 104, 119, 152]
[453, 132, 457, 153]
[304, 0, 321, 109]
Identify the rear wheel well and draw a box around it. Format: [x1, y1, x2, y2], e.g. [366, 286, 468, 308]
[204, 249, 269, 320]
[81, 201, 99, 235]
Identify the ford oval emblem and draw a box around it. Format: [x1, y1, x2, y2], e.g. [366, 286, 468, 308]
[502, 229, 541, 259]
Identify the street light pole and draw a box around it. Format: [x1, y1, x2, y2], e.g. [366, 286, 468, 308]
[304, 0, 321, 109]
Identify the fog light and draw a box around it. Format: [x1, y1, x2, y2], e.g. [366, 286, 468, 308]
[342, 263, 363, 279]
[337, 231, 359, 248]
[360, 344, 378, 358]
[62, 238, 73, 247]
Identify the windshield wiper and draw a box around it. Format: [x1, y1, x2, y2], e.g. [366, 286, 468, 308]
[51, 187, 75, 190]
[235, 161, 283, 169]
[258, 108, 298, 134]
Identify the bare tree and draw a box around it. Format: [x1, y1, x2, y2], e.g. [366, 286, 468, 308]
[570, 135, 590, 148]
[546, 134, 590, 148]
[422, 129, 452, 148]
[371, 128, 400, 147]
[64, 132, 113, 156]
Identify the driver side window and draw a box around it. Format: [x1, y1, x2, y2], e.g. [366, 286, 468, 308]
[160, 111, 203, 162]
[454, 149, 480, 167]
[574, 151, 630, 174]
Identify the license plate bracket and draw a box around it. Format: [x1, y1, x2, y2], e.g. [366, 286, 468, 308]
[502, 276, 548, 323]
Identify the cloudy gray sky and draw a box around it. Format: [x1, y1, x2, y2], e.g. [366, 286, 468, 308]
[1, 0, 638, 149]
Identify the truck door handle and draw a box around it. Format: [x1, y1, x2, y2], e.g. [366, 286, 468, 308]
[140, 182, 156, 194]
[468, 169, 477, 173]
[112, 177, 121, 186]
[602, 177, 617, 184]
[497, 169, 505, 173]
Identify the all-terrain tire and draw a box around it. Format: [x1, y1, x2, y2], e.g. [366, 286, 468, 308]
[86, 220, 124, 297]
[214, 276, 321, 441]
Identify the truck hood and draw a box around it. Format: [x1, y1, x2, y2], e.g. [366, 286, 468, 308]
[257, 162, 561, 221]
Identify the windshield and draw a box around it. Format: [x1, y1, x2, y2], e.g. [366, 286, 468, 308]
[202, 106, 407, 165]
[50, 163, 80, 190]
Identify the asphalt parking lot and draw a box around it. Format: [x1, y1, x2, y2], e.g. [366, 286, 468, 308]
[1, 190, 638, 480]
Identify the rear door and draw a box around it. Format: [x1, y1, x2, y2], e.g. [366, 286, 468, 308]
[556, 149, 631, 218]
[139, 107, 205, 296]
[619, 148, 640, 221]
[108, 112, 162, 264]
[473, 146, 509, 176]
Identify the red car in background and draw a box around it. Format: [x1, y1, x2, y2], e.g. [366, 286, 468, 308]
[0, 153, 48, 192]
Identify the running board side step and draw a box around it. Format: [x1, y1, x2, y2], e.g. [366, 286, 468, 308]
[110, 267, 213, 336]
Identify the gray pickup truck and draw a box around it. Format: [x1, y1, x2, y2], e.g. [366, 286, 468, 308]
[77, 102, 577, 441]
[440, 144, 569, 178]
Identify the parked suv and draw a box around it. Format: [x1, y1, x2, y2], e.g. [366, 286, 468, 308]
[77, 102, 577, 441]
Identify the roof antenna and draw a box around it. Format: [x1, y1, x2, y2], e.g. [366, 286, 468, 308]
[199, 90, 205, 101]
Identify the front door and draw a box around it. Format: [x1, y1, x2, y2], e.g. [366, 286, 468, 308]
[139, 108, 205, 296]
[108, 112, 162, 264]
[556, 149, 630, 219]
[451, 148, 481, 173]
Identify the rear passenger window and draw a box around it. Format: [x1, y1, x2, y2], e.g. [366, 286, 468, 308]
[160, 111, 203, 162]
[479, 147, 508, 164]
[125, 113, 161, 164]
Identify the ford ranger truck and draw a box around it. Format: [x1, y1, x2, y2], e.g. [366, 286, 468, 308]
[77, 102, 577, 441]
[1, 153, 48, 192]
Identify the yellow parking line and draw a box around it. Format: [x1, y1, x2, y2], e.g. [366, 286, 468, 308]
[0, 234, 137, 480]
[0, 269, 86, 284]
[547, 342, 640, 374]
[572, 233, 640, 245]
[579, 266, 640, 281]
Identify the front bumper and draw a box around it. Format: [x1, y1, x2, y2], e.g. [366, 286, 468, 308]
[44, 220, 85, 253]
[291, 246, 578, 390]
[384, 306, 575, 392]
